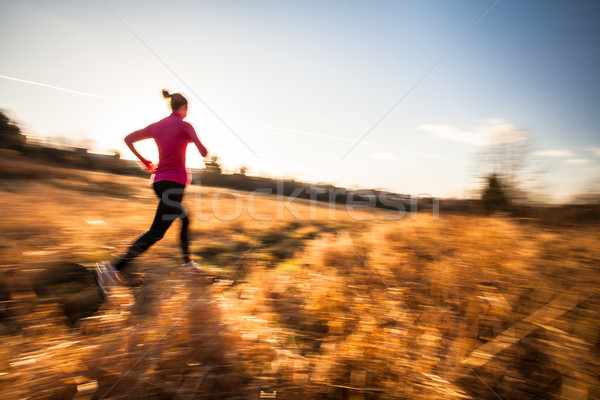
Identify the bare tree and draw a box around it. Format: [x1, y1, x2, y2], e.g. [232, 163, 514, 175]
[472, 129, 544, 211]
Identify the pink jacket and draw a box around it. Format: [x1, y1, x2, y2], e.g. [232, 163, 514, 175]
[125, 112, 208, 186]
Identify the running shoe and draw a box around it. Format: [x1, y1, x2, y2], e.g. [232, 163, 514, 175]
[94, 261, 123, 298]
[181, 260, 205, 274]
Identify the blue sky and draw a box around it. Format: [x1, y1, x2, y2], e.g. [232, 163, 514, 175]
[1, 0, 598, 201]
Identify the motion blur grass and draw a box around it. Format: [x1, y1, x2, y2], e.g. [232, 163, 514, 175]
[0, 153, 599, 399]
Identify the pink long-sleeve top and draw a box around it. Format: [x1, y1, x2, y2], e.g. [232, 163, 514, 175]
[125, 112, 208, 186]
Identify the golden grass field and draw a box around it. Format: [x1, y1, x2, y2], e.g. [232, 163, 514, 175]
[0, 153, 599, 399]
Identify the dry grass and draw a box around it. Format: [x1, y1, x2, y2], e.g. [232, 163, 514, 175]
[0, 156, 599, 399]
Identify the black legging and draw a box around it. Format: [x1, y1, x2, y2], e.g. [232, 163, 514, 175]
[114, 180, 190, 271]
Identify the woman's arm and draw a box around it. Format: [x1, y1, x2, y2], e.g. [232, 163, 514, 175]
[124, 128, 156, 172]
[186, 124, 208, 157]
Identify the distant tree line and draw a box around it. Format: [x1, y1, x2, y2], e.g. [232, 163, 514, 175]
[3, 109, 597, 223]
[195, 161, 415, 212]
[0, 109, 418, 212]
[0, 110, 26, 151]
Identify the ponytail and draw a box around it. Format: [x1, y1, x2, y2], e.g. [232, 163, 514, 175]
[161, 89, 187, 111]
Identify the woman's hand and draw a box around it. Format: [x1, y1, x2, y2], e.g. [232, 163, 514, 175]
[143, 160, 157, 173]
[147, 162, 157, 174]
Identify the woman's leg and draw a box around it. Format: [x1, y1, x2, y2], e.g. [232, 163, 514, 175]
[113, 181, 186, 271]
[180, 209, 191, 264]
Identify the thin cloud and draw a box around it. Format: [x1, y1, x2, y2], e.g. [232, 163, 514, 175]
[419, 119, 527, 146]
[0, 74, 137, 105]
[268, 126, 376, 145]
[240, 125, 375, 145]
[414, 152, 468, 164]
[532, 149, 574, 157]
[566, 158, 591, 164]
[590, 148, 600, 157]
[369, 152, 396, 161]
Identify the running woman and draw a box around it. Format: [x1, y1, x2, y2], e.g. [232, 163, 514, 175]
[95, 89, 208, 296]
